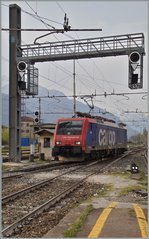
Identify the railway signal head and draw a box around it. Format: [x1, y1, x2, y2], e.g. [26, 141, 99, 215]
[17, 61, 27, 80]
[35, 111, 39, 116]
[128, 51, 143, 89]
[35, 111, 39, 123]
[17, 61, 27, 72]
[129, 52, 140, 63]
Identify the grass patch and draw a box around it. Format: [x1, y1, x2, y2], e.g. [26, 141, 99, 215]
[63, 204, 93, 237]
[138, 173, 147, 188]
[138, 172, 147, 181]
[118, 185, 147, 197]
[139, 181, 148, 187]
[97, 183, 113, 197]
[33, 159, 48, 164]
[2, 164, 11, 171]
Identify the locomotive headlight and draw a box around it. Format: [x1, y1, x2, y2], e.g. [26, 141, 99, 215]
[75, 141, 81, 145]
[56, 141, 62, 145]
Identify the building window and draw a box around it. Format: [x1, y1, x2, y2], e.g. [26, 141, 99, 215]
[44, 138, 50, 147]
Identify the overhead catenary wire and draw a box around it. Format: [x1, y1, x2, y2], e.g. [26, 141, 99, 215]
[24, 0, 59, 30]
[22, 91, 148, 99]
[1, 3, 62, 28]
[22, 1, 77, 45]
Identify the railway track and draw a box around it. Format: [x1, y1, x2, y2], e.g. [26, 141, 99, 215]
[2, 160, 90, 198]
[2, 146, 146, 179]
[2, 160, 85, 180]
[2, 153, 129, 237]
[2, 161, 97, 205]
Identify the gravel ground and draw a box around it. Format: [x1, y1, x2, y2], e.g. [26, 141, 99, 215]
[106, 151, 147, 173]
[2, 167, 78, 197]
[9, 182, 102, 238]
[2, 178, 78, 229]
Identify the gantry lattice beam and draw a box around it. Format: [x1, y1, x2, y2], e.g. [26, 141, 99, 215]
[17, 33, 145, 63]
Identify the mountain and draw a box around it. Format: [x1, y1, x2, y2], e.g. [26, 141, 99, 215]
[2, 84, 147, 138]
[22, 85, 118, 123]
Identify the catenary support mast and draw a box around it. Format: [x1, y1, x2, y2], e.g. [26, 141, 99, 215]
[9, 4, 22, 162]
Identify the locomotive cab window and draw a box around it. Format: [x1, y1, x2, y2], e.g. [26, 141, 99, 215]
[57, 120, 83, 135]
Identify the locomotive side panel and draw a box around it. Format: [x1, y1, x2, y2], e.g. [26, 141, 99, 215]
[86, 122, 127, 154]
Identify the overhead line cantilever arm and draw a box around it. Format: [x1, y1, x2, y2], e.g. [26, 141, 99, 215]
[1, 28, 102, 31]
[34, 30, 64, 44]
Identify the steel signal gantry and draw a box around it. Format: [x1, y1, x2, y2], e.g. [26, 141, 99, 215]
[18, 32, 145, 89]
[18, 33, 145, 63]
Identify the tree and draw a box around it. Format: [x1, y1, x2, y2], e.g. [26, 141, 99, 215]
[2, 127, 9, 145]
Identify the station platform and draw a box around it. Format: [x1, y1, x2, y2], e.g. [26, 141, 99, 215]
[44, 198, 148, 238]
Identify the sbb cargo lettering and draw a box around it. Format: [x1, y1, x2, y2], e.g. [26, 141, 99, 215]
[99, 129, 115, 146]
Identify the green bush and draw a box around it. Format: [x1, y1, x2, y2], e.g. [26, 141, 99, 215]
[2, 127, 9, 145]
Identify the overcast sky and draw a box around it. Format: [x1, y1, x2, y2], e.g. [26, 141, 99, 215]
[1, 1, 148, 121]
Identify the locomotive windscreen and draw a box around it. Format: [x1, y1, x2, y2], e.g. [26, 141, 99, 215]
[57, 120, 83, 135]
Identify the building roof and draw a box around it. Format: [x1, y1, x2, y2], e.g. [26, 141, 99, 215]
[35, 129, 55, 135]
[40, 123, 56, 129]
[21, 116, 34, 122]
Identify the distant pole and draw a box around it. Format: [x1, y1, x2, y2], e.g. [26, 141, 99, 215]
[39, 97, 41, 127]
[73, 60, 76, 117]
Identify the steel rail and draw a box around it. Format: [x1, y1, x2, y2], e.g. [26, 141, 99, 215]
[2, 174, 23, 180]
[143, 151, 148, 167]
[2, 159, 85, 175]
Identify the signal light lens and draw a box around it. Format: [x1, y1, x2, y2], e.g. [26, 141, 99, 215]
[17, 61, 27, 72]
[35, 111, 39, 116]
[35, 118, 39, 123]
[129, 52, 140, 63]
